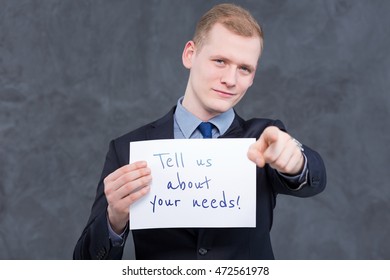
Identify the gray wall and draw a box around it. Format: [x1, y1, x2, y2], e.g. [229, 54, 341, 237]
[0, 0, 389, 259]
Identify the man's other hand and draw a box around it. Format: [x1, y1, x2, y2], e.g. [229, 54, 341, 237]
[247, 126, 304, 175]
[104, 161, 151, 234]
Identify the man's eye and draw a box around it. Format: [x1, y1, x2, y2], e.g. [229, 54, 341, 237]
[215, 59, 224, 65]
[240, 66, 251, 73]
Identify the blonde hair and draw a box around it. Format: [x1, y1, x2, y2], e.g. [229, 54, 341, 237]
[193, 3, 263, 51]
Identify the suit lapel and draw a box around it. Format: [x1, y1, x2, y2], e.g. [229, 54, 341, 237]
[219, 112, 246, 138]
[146, 107, 176, 140]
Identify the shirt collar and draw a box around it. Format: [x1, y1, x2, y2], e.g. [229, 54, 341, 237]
[174, 97, 235, 138]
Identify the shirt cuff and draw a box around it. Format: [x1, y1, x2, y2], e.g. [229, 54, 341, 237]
[107, 215, 126, 247]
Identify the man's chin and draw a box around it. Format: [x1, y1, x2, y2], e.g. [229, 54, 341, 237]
[207, 103, 235, 116]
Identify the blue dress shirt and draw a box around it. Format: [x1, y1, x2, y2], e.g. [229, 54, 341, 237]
[173, 97, 234, 139]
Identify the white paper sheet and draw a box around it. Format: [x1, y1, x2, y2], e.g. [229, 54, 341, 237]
[129, 138, 256, 230]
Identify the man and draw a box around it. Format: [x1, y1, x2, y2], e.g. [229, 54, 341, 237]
[74, 3, 326, 260]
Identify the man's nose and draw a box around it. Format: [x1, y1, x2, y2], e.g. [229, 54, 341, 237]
[220, 66, 237, 87]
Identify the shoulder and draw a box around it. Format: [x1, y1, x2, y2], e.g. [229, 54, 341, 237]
[243, 117, 286, 131]
[102, 108, 175, 166]
[112, 106, 176, 148]
[231, 113, 287, 138]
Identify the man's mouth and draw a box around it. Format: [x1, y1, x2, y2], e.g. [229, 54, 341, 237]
[212, 89, 235, 97]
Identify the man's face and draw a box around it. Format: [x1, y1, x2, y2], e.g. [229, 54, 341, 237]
[182, 23, 262, 121]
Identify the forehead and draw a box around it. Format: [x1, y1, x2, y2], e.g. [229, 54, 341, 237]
[199, 23, 262, 67]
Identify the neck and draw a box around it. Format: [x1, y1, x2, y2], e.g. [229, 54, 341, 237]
[182, 96, 219, 121]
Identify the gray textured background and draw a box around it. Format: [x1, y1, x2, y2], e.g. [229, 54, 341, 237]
[0, 0, 389, 259]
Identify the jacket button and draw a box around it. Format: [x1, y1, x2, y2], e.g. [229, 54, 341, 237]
[198, 248, 208, 256]
[311, 176, 320, 185]
[97, 248, 106, 259]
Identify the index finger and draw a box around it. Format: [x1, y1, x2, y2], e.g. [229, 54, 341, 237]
[105, 161, 148, 183]
[253, 126, 280, 154]
[261, 126, 279, 147]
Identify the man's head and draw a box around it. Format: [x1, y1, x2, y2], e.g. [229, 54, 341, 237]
[193, 3, 263, 53]
[182, 3, 263, 121]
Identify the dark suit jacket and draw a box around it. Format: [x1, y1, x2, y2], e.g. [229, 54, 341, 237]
[73, 107, 326, 260]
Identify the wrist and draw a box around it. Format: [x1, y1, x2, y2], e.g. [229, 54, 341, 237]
[107, 209, 128, 234]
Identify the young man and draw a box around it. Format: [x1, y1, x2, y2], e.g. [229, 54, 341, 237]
[74, 3, 326, 260]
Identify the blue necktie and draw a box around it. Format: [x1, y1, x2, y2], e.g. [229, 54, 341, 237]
[198, 122, 213, 138]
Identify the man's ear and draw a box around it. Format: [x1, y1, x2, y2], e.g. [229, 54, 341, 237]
[182, 41, 196, 69]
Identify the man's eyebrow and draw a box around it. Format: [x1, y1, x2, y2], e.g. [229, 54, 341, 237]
[210, 55, 228, 61]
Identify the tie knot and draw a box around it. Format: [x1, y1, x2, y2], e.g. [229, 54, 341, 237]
[198, 122, 213, 138]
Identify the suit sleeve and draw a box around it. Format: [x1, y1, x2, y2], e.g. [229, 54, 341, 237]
[266, 120, 327, 197]
[73, 140, 129, 259]
[268, 144, 327, 197]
